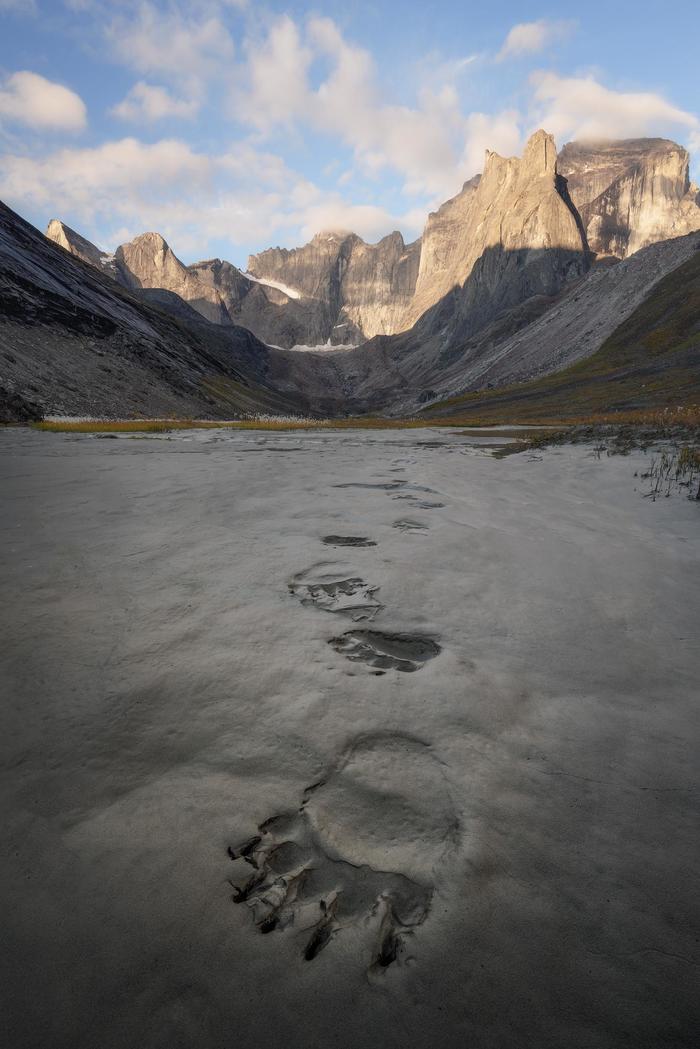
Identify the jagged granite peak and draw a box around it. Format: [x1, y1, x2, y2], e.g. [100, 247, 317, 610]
[558, 137, 700, 257]
[406, 129, 588, 329]
[558, 138, 680, 206]
[115, 232, 230, 325]
[187, 257, 252, 312]
[247, 229, 420, 339]
[46, 218, 118, 278]
[46, 221, 234, 325]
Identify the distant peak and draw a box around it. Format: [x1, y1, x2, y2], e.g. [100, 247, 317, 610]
[45, 217, 109, 267]
[483, 130, 558, 179]
[124, 231, 169, 250]
[46, 217, 88, 243]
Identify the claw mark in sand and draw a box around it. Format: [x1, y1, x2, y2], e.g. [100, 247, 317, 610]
[333, 481, 405, 491]
[289, 562, 383, 620]
[392, 519, 428, 533]
[321, 536, 377, 548]
[329, 629, 441, 672]
[333, 481, 437, 494]
[392, 495, 445, 509]
[227, 734, 458, 972]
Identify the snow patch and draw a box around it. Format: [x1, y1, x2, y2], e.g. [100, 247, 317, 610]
[266, 340, 357, 353]
[244, 272, 302, 300]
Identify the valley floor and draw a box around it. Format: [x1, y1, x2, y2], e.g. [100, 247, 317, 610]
[1, 427, 698, 1049]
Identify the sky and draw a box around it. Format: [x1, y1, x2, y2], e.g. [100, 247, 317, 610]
[0, 0, 698, 269]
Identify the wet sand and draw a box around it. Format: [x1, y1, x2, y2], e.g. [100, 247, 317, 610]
[1, 426, 698, 1049]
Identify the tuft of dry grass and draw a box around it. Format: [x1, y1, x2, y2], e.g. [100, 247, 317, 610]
[638, 445, 700, 500]
[433, 406, 700, 430]
[27, 405, 700, 436]
[32, 416, 436, 434]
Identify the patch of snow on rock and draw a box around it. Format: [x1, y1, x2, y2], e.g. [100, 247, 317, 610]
[244, 272, 302, 300]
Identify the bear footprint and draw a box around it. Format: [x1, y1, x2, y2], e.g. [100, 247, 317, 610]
[289, 562, 383, 621]
[227, 735, 457, 971]
[329, 629, 441, 672]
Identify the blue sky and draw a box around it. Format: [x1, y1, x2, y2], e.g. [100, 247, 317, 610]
[0, 0, 698, 268]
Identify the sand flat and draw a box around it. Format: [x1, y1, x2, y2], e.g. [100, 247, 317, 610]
[1, 426, 698, 1049]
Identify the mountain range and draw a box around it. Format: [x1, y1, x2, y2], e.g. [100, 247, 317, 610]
[2, 131, 699, 422]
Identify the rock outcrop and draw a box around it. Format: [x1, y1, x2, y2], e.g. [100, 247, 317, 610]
[115, 232, 231, 324]
[247, 230, 421, 339]
[403, 130, 589, 330]
[405, 175, 480, 325]
[187, 257, 330, 348]
[558, 138, 700, 258]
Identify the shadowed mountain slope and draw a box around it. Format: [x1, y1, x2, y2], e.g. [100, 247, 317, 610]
[0, 201, 352, 422]
[333, 230, 700, 415]
[421, 243, 700, 422]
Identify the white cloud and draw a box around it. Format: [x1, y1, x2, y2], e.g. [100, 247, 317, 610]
[111, 82, 199, 122]
[497, 19, 576, 61]
[0, 135, 421, 261]
[235, 15, 495, 201]
[0, 138, 209, 215]
[460, 111, 522, 177]
[0, 71, 86, 132]
[297, 201, 423, 244]
[530, 71, 700, 142]
[242, 15, 312, 129]
[106, 3, 234, 83]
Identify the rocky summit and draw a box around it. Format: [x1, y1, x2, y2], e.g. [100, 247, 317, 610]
[559, 138, 700, 258]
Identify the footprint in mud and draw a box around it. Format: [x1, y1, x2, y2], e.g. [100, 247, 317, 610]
[392, 519, 428, 533]
[321, 535, 377, 548]
[227, 734, 458, 971]
[289, 562, 383, 621]
[329, 629, 441, 673]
